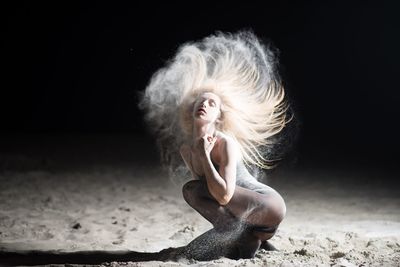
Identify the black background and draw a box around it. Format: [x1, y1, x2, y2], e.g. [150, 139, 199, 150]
[2, 1, 400, 171]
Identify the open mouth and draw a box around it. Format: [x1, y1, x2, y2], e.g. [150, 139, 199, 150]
[197, 108, 206, 114]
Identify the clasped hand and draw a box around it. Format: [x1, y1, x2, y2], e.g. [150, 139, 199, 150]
[192, 134, 217, 159]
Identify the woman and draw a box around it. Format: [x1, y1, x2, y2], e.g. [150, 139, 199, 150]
[0, 31, 292, 266]
[140, 31, 291, 260]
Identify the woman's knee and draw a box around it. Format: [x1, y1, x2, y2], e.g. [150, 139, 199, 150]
[182, 180, 204, 204]
[255, 191, 286, 226]
[267, 192, 286, 225]
[249, 197, 285, 241]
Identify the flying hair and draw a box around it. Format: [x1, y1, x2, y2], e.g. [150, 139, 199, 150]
[139, 30, 292, 179]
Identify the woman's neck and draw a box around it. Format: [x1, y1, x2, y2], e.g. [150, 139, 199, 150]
[192, 122, 216, 140]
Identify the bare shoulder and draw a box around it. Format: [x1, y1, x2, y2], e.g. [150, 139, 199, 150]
[215, 132, 239, 163]
[216, 132, 236, 150]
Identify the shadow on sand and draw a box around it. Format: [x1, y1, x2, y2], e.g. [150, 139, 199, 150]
[0, 228, 277, 265]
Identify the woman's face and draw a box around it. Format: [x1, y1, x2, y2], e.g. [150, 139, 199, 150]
[193, 92, 222, 124]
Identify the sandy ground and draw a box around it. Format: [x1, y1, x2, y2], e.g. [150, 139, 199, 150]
[0, 136, 399, 266]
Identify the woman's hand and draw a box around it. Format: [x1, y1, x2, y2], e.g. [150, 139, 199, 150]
[193, 134, 217, 159]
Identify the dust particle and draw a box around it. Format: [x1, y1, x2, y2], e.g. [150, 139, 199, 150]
[72, 223, 81, 229]
[330, 251, 346, 259]
[293, 248, 308, 256]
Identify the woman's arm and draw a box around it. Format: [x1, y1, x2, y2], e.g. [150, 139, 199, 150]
[199, 137, 237, 206]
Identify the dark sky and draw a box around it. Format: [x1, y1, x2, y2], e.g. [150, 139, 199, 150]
[2, 1, 400, 166]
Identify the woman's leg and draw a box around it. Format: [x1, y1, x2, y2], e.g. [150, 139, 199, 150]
[182, 180, 286, 241]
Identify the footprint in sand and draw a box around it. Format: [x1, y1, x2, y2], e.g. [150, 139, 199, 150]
[169, 226, 195, 240]
[33, 225, 55, 240]
[112, 229, 126, 245]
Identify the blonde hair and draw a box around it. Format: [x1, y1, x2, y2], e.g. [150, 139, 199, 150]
[139, 31, 291, 177]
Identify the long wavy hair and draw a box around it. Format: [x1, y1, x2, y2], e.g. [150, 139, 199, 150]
[139, 30, 292, 180]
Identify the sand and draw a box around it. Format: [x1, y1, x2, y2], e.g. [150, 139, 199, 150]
[0, 138, 399, 266]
